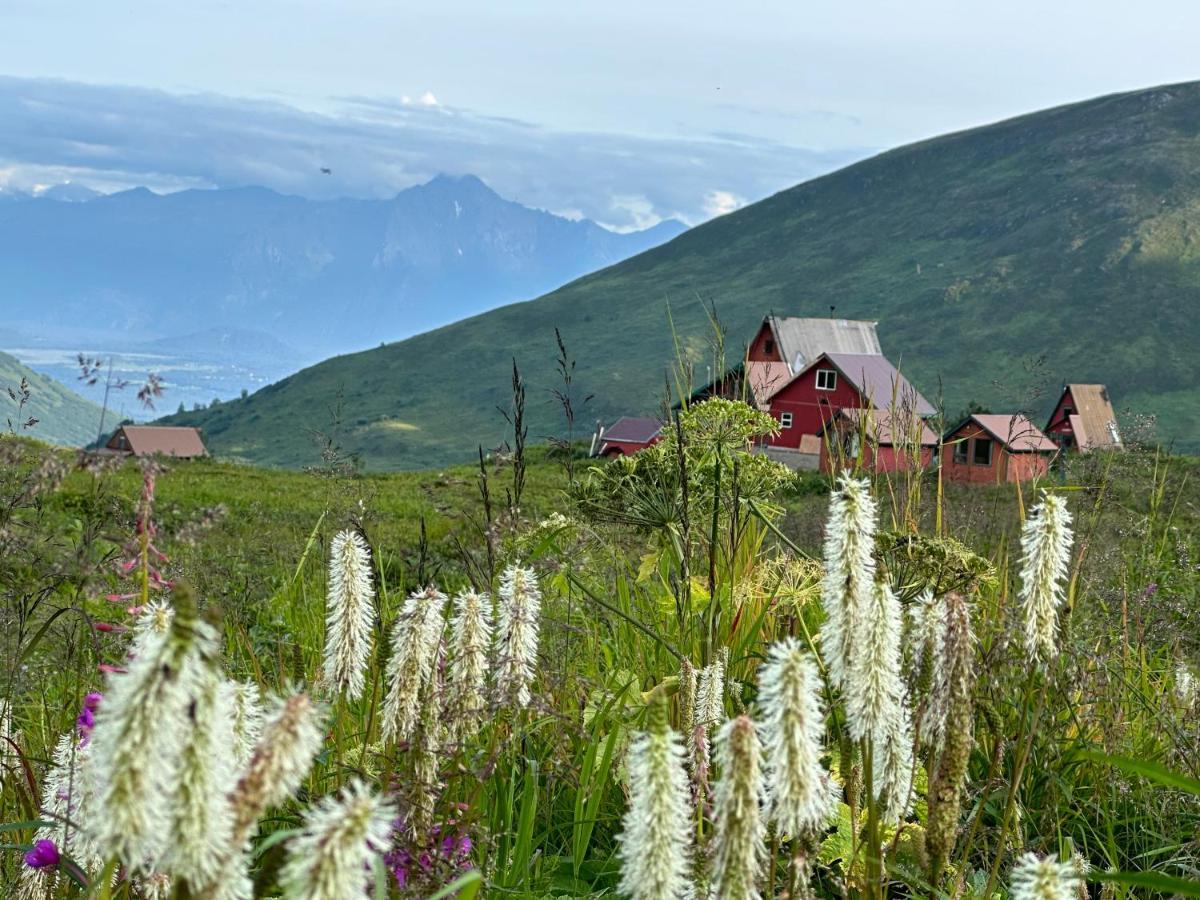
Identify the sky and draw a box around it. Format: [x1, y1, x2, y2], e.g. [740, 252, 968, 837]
[2, 0, 1199, 230]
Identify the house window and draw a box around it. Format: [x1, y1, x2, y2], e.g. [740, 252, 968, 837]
[952, 439, 968, 464]
[816, 369, 838, 391]
[779, 412, 793, 429]
[972, 437, 993, 466]
[764, 338, 776, 355]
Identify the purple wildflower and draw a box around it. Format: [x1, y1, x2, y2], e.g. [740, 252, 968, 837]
[24, 839, 60, 869]
[76, 692, 103, 745]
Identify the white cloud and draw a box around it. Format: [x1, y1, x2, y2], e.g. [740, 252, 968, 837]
[703, 189, 745, 218]
[0, 76, 867, 229]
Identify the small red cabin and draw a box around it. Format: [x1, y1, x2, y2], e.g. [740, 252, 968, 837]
[819, 408, 939, 474]
[596, 417, 663, 458]
[763, 352, 936, 449]
[1044, 383, 1122, 452]
[942, 414, 1057, 484]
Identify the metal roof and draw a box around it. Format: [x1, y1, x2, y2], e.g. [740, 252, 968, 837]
[601, 416, 663, 445]
[828, 407, 939, 446]
[107, 425, 208, 458]
[767, 317, 881, 373]
[822, 352, 937, 416]
[958, 414, 1058, 452]
[1063, 384, 1122, 451]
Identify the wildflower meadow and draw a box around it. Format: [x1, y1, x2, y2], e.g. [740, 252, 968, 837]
[1, 396, 1198, 898]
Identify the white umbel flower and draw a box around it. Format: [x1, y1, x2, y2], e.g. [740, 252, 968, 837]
[711, 715, 767, 900]
[1009, 852, 1082, 900]
[820, 475, 879, 691]
[615, 703, 692, 900]
[758, 639, 839, 837]
[324, 530, 376, 699]
[495, 565, 541, 709]
[446, 589, 493, 732]
[1019, 493, 1074, 667]
[280, 779, 396, 900]
[167, 667, 238, 887]
[89, 600, 215, 872]
[381, 587, 446, 743]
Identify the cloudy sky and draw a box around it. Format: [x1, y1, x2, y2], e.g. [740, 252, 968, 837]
[2, 0, 1198, 229]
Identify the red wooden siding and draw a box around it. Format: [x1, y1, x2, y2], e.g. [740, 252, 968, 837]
[941, 421, 1050, 484]
[1044, 387, 1077, 449]
[746, 322, 785, 364]
[765, 363, 864, 447]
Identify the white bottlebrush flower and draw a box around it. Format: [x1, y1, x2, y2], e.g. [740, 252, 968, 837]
[1175, 663, 1197, 709]
[844, 580, 905, 745]
[695, 650, 727, 731]
[615, 703, 692, 900]
[131, 598, 175, 655]
[446, 588, 493, 732]
[1019, 493, 1074, 667]
[820, 475, 879, 691]
[324, 529, 376, 700]
[924, 591, 975, 753]
[167, 667, 238, 886]
[224, 680, 265, 769]
[711, 715, 767, 900]
[89, 601, 215, 872]
[230, 691, 326, 846]
[280, 779, 396, 900]
[875, 700, 915, 824]
[1009, 852, 1082, 900]
[495, 565, 541, 709]
[758, 638, 839, 837]
[18, 732, 105, 896]
[381, 587, 447, 743]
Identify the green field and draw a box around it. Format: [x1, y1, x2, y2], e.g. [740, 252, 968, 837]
[166, 81, 1200, 470]
[0, 351, 104, 447]
[2, 413, 1198, 897]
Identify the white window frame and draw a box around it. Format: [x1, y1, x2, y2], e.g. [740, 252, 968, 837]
[779, 412, 793, 429]
[815, 368, 838, 391]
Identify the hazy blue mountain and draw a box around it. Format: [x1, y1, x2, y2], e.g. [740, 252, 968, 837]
[0, 175, 686, 354]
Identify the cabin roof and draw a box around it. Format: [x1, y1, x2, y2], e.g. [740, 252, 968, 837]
[744, 360, 793, 408]
[765, 316, 881, 373]
[108, 425, 208, 457]
[815, 352, 937, 416]
[1061, 383, 1122, 450]
[949, 414, 1057, 452]
[602, 416, 663, 445]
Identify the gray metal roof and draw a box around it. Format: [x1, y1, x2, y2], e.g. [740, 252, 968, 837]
[768, 317, 881, 373]
[602, 416, 663, 444]
[823, 352, 937, 416]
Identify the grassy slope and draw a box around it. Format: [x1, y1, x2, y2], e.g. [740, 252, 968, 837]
[164, 82, 1200, 470]
[0, 351, 104, 446]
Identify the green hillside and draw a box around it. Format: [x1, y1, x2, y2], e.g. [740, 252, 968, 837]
[0, 351, 104, 446]
[165, 82, 1200, 470]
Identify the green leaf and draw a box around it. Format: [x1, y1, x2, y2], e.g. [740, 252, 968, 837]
[1081, 751, 1200, 796]
[1094, 870, 1200, 896]
[427, 870, 483, 900]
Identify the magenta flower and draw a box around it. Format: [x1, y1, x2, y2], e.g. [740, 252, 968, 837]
[24, 839, 60, 869]
[77, 693, 103, 744]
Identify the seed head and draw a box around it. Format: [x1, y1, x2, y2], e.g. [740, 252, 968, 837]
[711, 715, 767, 900]
[446, 589, 493, 733]
[820, 475, 878, 691]
[495, 565, 541, 709]
[324, 530, 376, 700]
[280, 780, 396, 900]
[381, 587, 446, 743]
[615, 700, 693, 900]
[1009, 852, 1082, 900]
[1019, 493, 1074, 668]
[758, 639, 839, 837]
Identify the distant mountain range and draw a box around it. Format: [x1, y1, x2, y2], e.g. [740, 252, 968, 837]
[164, 82, 1200, 469]
[0, 174, 686, 354]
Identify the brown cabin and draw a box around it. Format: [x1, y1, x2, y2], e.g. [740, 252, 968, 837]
[105, 425, 208, 459]
[942, 414, 1057, 484]
[1044, 384, 1122, 452]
